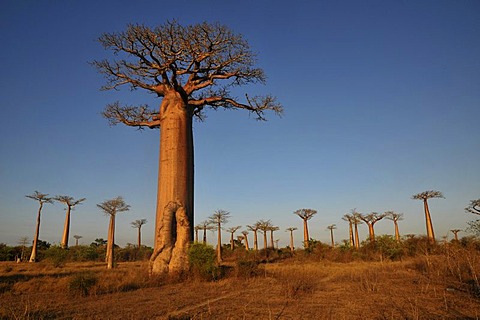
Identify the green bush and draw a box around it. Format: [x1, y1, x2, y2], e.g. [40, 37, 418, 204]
[44, 246, 69, 267]
[188, 243, 219, 281]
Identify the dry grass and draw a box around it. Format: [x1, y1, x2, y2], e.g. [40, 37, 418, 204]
[0, 250, 479, 319]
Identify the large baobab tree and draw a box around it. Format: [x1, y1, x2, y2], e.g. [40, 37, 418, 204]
[241, 230, 250, 250]
[131, 219, 147, 249]
[54, 195, 86, 249]
[97, 196, 130, 269]
[385, 211, 403, 243]
[326, 224, 336, 247]
[342, 214, 355, 248]
[285, 227, 297, 252]
[208, 209, 231, 263]
[412, 190, 444, 243]
[358, 212, 386, 244]
[73, 235, 82, 246]
[268, 225, 279, 249]
[247, 223, 260, 251]
[226, 226, 241, 250]
[257, 220, 272, 251]
[465, 199, 480, 215]
[93, 21, 282, 275]
[349, 210, 363, 249]
[294, 209, 317, 248]
[26, 191, 53, 262]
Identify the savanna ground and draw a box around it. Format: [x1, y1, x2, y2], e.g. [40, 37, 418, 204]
[1, 240, 479, 320]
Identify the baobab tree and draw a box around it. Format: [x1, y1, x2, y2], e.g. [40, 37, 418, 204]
[208, 209, 231, 263]
[26, 191, 53, 262]
[342, 214, 355, 248]
[294, 209, 317, 248]
[241, 230, 250, 250]
[285, 227, 297, 252]
[247, 223, 260, 251]
[358, 212, 386, 244]
[93, 21, 282, 275]
[385, 211, 403, 242]
[268, 226, 279, 249]
[326, 224, 336, 247]
[54, 195, 86, 249]
[412, 190, 444, 243]
[131, 219, 147, 249]
[256, 220, 272, 251]
[349, 210, 363, 249]
[450, 229, 461, 241]
[73, 235, 82, 246]
[198, 220, 214, 244]
[18, 236, 29, 261]
[226, 226, 241, 250]
[465, 199, 480, 215]
[97, 196, 130, 269]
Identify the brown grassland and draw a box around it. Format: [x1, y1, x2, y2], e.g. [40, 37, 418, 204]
[1, 242, 479, 320]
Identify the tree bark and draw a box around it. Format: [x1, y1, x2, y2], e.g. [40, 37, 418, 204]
[137, 225, 142, 249]
[230, 232, 234, 250]
[354, 223, 360, 249]
[423, 199, 435, 243]
[269, 230, 274, 249]
[394, 221, 400, 243]
[29, 203, 43, 262]
[348, 222, 354, 248]
[303, 219, 309, 248]
[330, 230, 334, 247]
[253, 230, 258, 251]
[263, 231, 268, 251]
[61, 205, 71, 249]
[289, 230, 295, 252]
[203, 227, 207, 244]
[150, 94, 194, 275]
[368, 223, 375, 243]
[216, 222, 222, 263]
[107, 214, 115, 269]
[244, 235, 250, 250]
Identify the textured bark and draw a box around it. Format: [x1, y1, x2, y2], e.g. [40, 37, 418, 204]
[269, 230, 275, 249]
[243, 234, 250, 250]
[253, 230, 258, 251]
[394, 221, 400, 242]
[348, 222, 354, 247]
[424, 199, 435, 243]
[263, 231, 268, 251]
[354, 223, 360, 249]
[367, 223, 375, 242]
[150, 94, 194, 275]
[61, 206, 71, 249]
[330, 229, 335, 247]
[303, 220, 310, 248]
[29, 203, 43, 262]
[106, 214, 115, 269]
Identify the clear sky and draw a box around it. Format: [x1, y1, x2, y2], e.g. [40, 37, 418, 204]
[1, 0, 479, 249]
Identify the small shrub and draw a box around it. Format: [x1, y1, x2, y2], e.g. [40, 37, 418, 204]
[188, 243, 220, 281]
[68, 272, 98, 296]
[235, 259, 261, 278]
[43, 246, 69, 267]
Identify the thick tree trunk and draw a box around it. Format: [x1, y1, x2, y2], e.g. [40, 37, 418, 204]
[348, 222, 354, 248]
[107, 214, 115, 269]
[216, 222, 222, 263]
[423, 199, 435, 243]
[368, 223, 375, 243]
[194, 229, 198, 243]
[29, 203, 43, 262]
[137, 226, 142, 249]
[203, 227, 207, 244]
[330, 230, 334, 247]
[289, 230, 295, 252]
[150, 94, 194, 275]
[244, 235, 250, 250]
[230, 232, 234, 250]
[354, 223, 360, 249]
[61, 206, 71, 249]
[303, 220, 309, 248]
[394, 221, 400, 243]
[253, 230, 258, 251]
[269, 230, 274, 249]
[262, 231, 268, 251]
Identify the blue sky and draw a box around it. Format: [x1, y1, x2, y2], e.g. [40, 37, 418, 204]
[1, 0, 479, 248]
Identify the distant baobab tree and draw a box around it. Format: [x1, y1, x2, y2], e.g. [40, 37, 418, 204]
[247, 223, 260, 251]
[342, 214, 355, 248]
[226, 226, 241, 250]
[18, 236, 29, 261]
[326, 224, 336, 247]
[257, 220, 272, 251]
[450, 229, 461, 241]
[241, 230, 250, 250]
[385, 211, 403, 242]
[268, 225, 279, 249]
[194, 225, 201, 242]
[97, 196, 130, 269]
[198, 221, 214, 244]
[93, 21, 282, 275]
[465, 199, 480, 215]
[73, 235, 82, 246]
[294, 208, 317, 248]
[412, 190, 444, 243]
[359, 212, 386, 244]
[350, 210, 363, 249]
[131, 219, 147, 249]
[54, 195, 86, 249]
[285, 227, 297, 252]
[208, 210, 231, 263]
[26, 191, 53, 262]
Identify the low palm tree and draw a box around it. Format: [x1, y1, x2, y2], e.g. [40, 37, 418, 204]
[285, 227, 297, 252]
[326, 224, 336, 247]
[294, 208, 317, 248]
[385, 211, 403, 242]
[131, 219, 147, 249]
[54, 195, 86, 249]
[26, 191, 53, 262]
[97, 196, 130, 269]
[412, 190, 444, 243]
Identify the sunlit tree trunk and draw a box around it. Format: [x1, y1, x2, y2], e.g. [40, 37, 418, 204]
[303, 219, 309, 248]
[29, 203, 43, 262]
[348, 222, 354, 248]
[330, 229, 335, 247]
[423, 199, 435, 243]
[263, 231, 268, 251]
[394, 220, 400, 242]
[244, 234, 250, 250]
[367, 223, 375, 243]
[61, 205, 71, 249]
[253, 230, 258, 251]
[106, 214, 115, 269]
[150, 94, 194, 275]
[216, 221, 222, 262]
[354, 223, 360, 249]
[289, 230, 295, 252]
[269, 230, 275, 249]
[230, 232, 235, 250]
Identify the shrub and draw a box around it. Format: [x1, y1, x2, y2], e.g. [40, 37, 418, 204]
[235, 259, 261, 278]
[68, 272, 98, 296]
[187, 243, 220, 281]
[43, 246, 69, 267]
